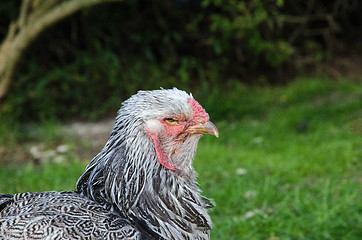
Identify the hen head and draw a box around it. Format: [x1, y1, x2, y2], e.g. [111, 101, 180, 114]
[122, 88, 218, 172]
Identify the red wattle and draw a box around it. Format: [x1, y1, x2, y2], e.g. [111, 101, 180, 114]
[146, 130, 177, 171]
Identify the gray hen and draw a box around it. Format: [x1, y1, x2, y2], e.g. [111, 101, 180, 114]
[0, 88, 218, 239]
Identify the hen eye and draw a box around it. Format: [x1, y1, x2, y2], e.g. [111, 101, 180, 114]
[165, 118, 179, 125]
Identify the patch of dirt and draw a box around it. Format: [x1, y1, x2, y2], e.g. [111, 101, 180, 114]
[64, 119, 115, 162]
[65, 119, 114, 148]
[315, 53, 362, 81]
[0, 145, 32, 165]
[0, 119, 115, 165]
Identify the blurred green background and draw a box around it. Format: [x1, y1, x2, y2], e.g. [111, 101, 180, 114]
[0, 0, 361, 239]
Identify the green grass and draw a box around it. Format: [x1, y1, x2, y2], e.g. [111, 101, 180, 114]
[1, 77, 361, 239]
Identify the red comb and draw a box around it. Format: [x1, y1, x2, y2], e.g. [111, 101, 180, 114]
[188, 98, 209, 121]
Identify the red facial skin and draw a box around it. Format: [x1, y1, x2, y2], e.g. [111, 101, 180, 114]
[147, 98, 209, 171]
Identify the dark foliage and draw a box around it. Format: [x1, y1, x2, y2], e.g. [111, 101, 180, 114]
[0, 0, 361, 121]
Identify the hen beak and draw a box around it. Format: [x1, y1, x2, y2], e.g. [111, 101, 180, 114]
[186, 120, 219, 138]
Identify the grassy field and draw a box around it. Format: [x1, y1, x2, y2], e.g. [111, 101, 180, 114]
[1, 78, 361, 239]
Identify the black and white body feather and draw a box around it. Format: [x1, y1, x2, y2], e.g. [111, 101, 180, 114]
[0, 192, 139, 239]
[0, 88, 217, 239]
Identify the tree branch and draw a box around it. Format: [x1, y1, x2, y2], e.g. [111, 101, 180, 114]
[0, 0, 122, 100]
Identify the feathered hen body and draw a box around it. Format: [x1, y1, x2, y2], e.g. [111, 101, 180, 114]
[0, 88, 218, 239]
